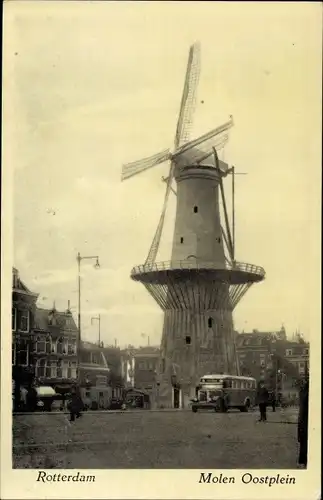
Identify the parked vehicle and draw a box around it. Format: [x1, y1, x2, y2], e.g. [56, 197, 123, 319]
[192, 374, 257, 413]
[108, 398, 125, 410]
[34, 386, 63, 411]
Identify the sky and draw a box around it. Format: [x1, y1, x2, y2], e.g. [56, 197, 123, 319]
[5, 1, 321, 347]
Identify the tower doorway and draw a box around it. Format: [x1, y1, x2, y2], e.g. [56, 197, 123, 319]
[173, 386, 181, 408]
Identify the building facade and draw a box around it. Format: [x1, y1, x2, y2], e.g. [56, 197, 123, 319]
[236, 327, 309, 400]
[12, 268, 39, 394]
[32, 305, 78, 391]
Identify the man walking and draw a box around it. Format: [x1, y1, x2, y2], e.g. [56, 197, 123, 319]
[68, 386, 84, 422]
[257, 381, 269, 422]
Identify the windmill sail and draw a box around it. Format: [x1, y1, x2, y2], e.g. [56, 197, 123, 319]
[121, 149, 171, 181]
[175, 42, 201, 148]
[145, 43, 201, 266]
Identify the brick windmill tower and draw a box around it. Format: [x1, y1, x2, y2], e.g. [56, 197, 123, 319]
[121, 43, 265, 408]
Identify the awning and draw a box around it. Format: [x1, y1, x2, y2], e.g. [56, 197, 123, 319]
[36, 386, 57, 397]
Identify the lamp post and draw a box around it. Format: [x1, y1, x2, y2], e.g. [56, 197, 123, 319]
[76, 252, 100, 381]
[91, 314, 101, 346]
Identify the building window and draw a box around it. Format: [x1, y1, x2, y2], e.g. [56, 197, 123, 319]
[16, 339, 29, 366]
[51, 340, 57, 353]
[286, 349, 293, 356]
[185, 336, 191, 345]
[71, 362, 77, 379]
[208, 317, 213, 328]
[62, 361, 68, 378]
[91, 352, 100, 364]
[57, 337, 64, 354]
[36, 359, 46, 377]
[180, 237, 184, 244]
[19, 310, 29, 333]
[12, 308, 17, 331]
[45, 335, 51, 354]
[51, 360, 57, 378]
[193, 206, 198, 213]
[36, 336, 46, 353]
[68, 341, 77, 355]
[304, 348, 309, 355]
[57, 360, 62, 378]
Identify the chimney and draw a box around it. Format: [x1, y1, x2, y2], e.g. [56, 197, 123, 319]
[66, 300, 71, 314]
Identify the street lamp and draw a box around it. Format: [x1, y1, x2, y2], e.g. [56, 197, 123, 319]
[91, 314, 101, 346]
[76, 252, 100, 379]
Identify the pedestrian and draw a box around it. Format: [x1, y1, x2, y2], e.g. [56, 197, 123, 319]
[297, 378, 309, 468]
[271, 392, 276, 413]
[256, 381, 269, 422]
[68, 386, 84, 422]
[26, 380, 38, 413]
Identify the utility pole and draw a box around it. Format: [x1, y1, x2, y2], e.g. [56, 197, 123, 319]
[91, 314, 101, 346]
[76, 252, 100, 381]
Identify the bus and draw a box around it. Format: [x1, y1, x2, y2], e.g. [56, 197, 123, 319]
[191, 374, 257, 413]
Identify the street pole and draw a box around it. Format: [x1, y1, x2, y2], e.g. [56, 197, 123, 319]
[76, 252, 100, 383]
[91, 314, 101, 346]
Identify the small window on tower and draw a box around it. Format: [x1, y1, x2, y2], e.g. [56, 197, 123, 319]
[208, 317, 213, 328]
[193, 206, 198, 213]
[180, 237, 184, 244]
[185, 336, 191, 345]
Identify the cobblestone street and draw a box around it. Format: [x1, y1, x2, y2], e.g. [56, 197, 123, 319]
[13, 408, 299, 469]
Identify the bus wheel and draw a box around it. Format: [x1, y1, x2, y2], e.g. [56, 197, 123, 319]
[192, 407, 198, 413]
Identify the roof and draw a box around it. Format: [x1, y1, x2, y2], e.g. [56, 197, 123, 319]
[12, 268, 38, 298]
[34, 308, 78, 332]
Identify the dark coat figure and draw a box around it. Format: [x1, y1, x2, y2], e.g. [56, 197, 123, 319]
[257, 383, 269, 422]
[298, 380, 309, 467]
[26, 385, 38, 412]
[270, 391, 276, 412]
[68, 387, 84, 422]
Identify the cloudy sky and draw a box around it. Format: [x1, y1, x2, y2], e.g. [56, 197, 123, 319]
[6, 2, 321, 347]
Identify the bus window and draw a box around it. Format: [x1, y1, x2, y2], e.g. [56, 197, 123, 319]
[223, 379, 232, 389]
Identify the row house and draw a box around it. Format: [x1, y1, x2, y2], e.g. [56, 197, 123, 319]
[32, 305, 78, 391]
[279, 339, 309, 377]
[235, 327, 309, 397]
[78, 341, 115, 408]
[120, 346, 160, 407]
[12, 268, 38, 381]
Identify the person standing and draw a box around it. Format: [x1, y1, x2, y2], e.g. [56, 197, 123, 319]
[297, 378, 309, 468]
[257, 381, 269, 422]
[68, 386, 84, 422]
[271, 391, 276, 412]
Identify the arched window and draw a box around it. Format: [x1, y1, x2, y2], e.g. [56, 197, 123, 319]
[45, 335, 51, 354]
[57, 337, 64, 354]
[51, 338, 57, 353]
[193, 206, 198, 213]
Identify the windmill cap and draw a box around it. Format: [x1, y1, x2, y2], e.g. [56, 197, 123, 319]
[174, 147, 229, 172]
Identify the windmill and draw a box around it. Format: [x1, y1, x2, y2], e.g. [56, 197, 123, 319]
[121, 43, 265, 408]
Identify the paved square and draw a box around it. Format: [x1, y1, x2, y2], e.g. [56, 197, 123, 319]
[13, 409, 299, 469]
